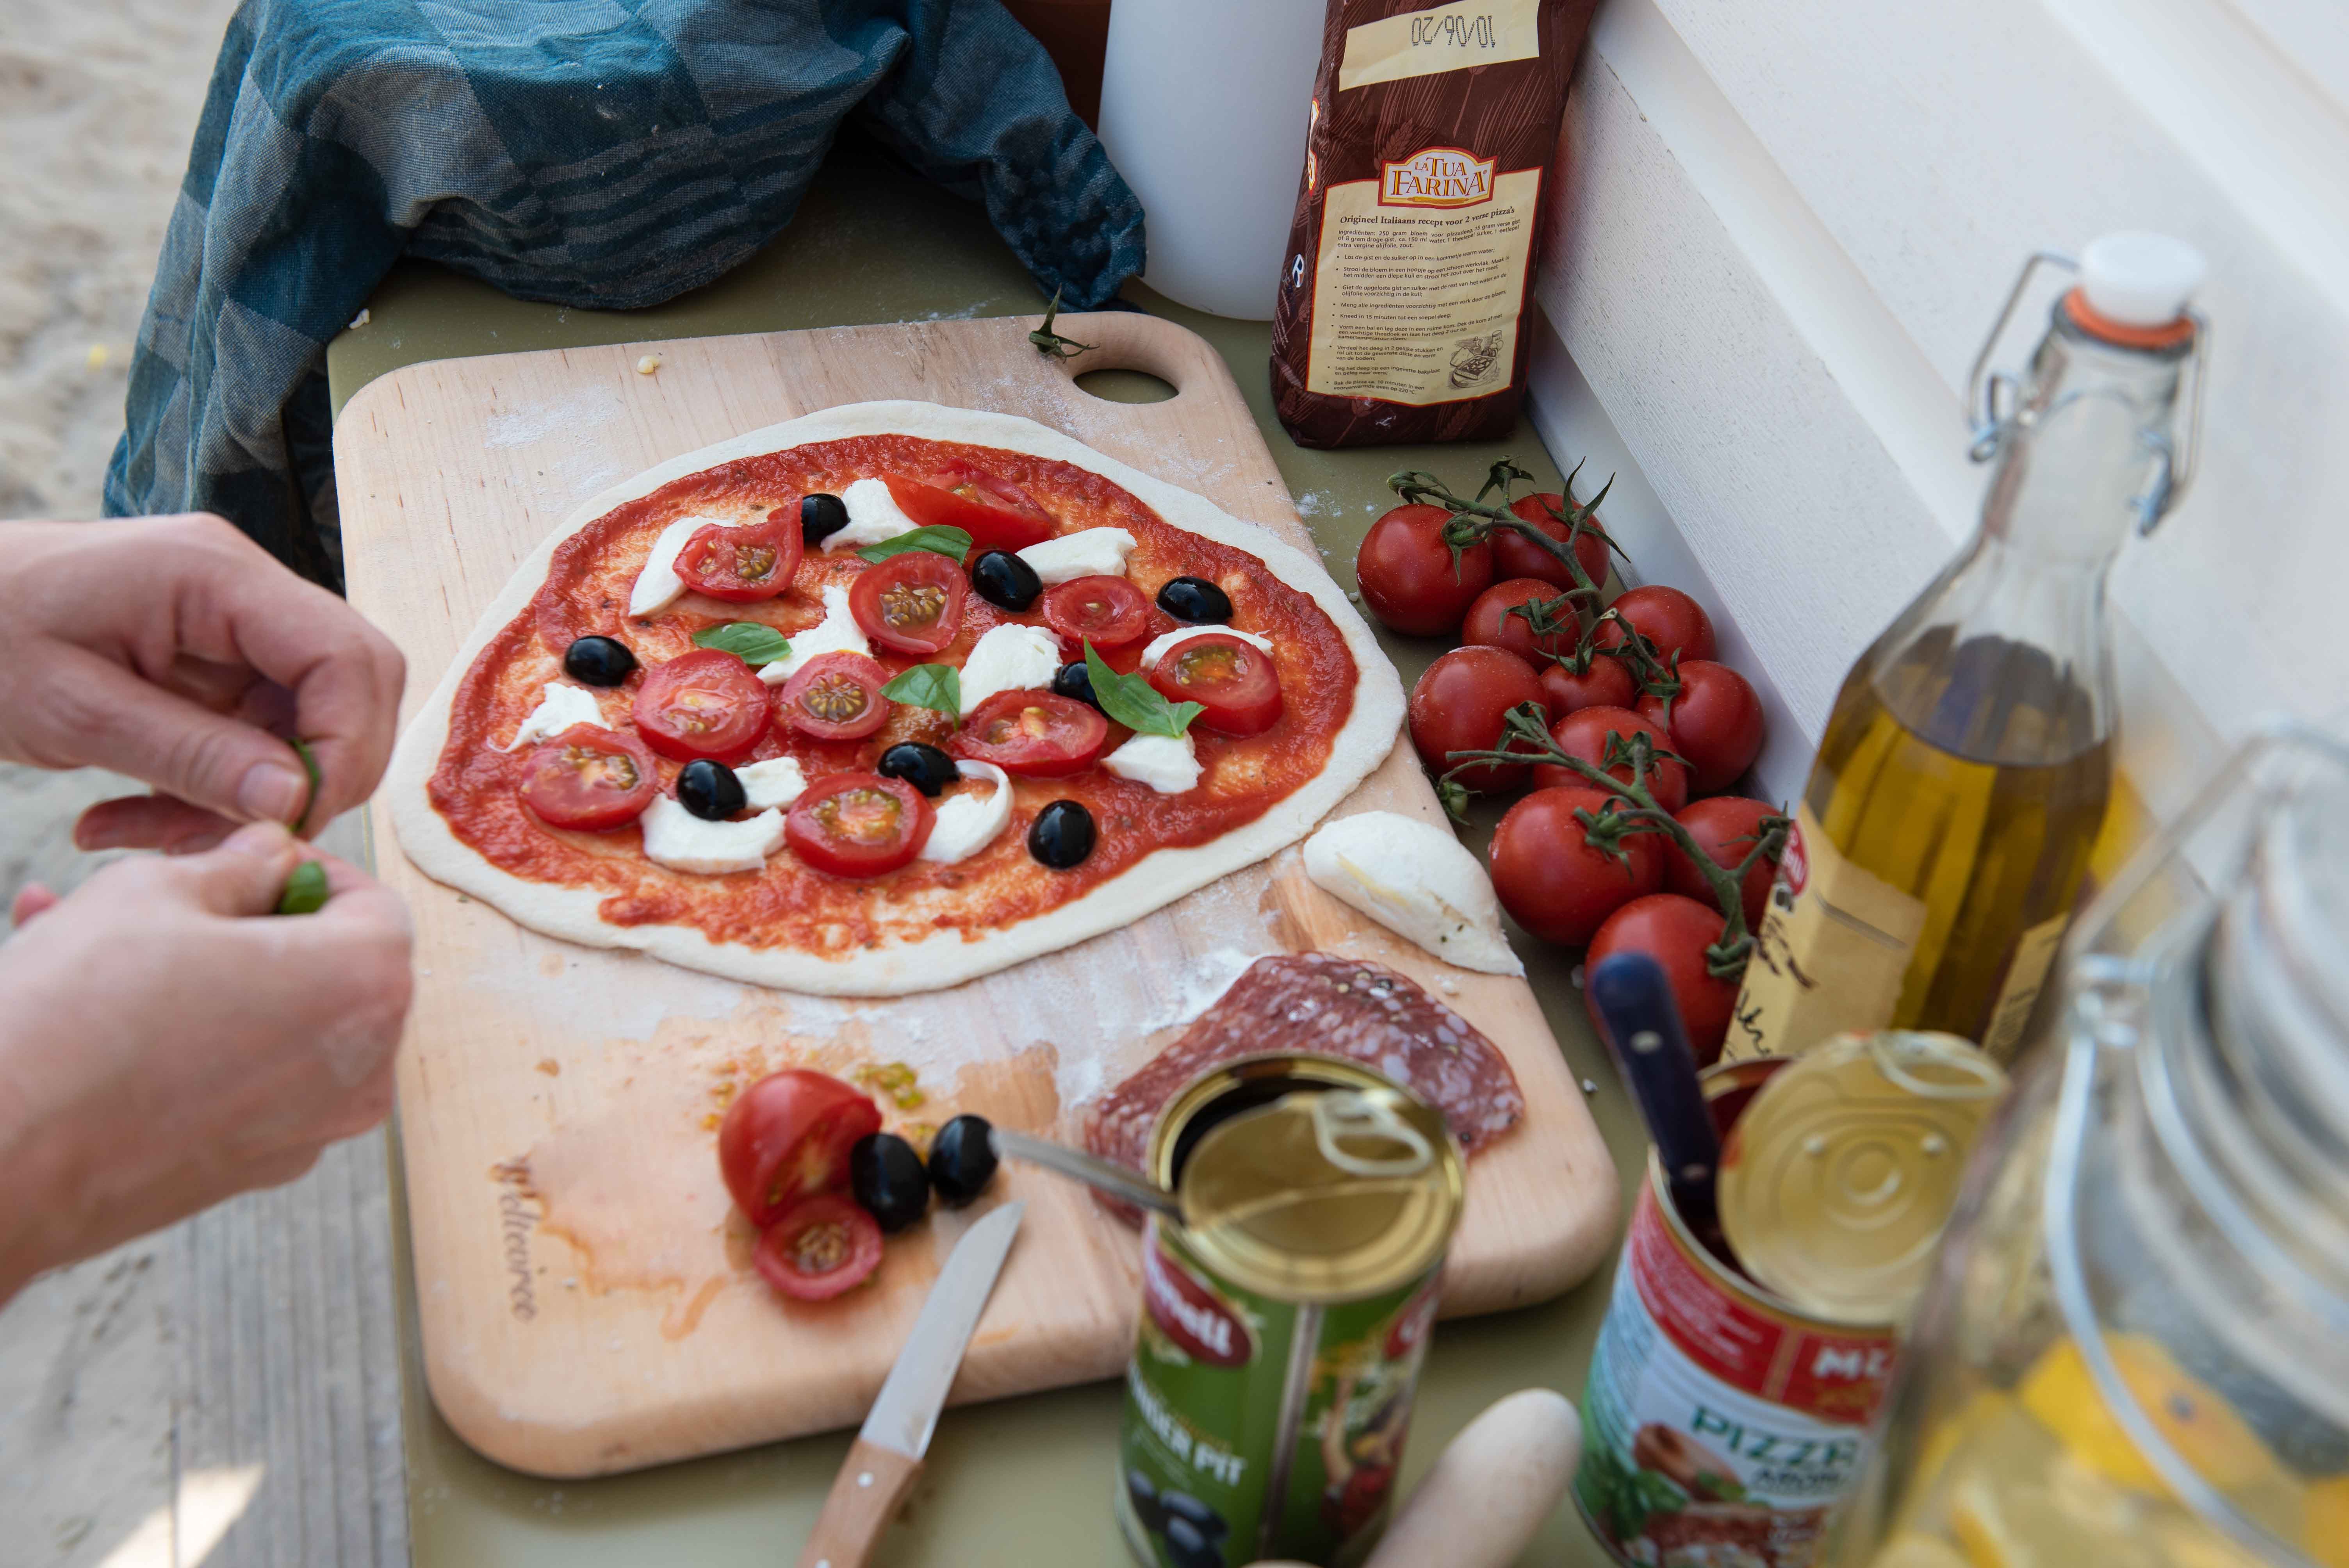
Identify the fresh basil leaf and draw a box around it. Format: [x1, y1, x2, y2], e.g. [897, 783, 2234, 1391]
[691, 622, 793, 666]
[857, 526, 973, 565]
[1083, 642, 1201, 739]
[882, 663, 961, 718]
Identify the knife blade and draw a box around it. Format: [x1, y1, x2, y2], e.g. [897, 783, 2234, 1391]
[796, 1200, 1025, 1568]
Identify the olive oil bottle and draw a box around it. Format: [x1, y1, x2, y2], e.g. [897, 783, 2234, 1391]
[1730, 235, 2209, 1063]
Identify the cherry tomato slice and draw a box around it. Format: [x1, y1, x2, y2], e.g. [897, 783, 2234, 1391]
[1041, 575, 1152, 648]
[516, 723, 658, 830]
[754, 1193, 884, 1301]
[776, 652, 893, 741]
[1148, 633, 1283, 737]
[717, 1069, 883, 1226]
[784, 772, 934, 877]
[950, 692, 1109, 777]
[848, 551, 967, 655]
[631, 649, 770, 762]
[883, 461, 1056, 552]
[674, 516, 802, 603]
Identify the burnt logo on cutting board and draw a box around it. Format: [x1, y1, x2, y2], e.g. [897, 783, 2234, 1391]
[491, 1161, 540, 1322]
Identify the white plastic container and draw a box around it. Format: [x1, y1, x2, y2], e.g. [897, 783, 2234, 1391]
[1096, 0, 1326, 320]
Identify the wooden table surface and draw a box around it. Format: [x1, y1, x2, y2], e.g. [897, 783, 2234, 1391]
[309, 132, 1647, 1568]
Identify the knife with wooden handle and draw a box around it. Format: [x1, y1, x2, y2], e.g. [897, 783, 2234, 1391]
[796, 1200, 1025, 1568]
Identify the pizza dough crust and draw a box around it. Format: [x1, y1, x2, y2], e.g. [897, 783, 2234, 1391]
[385, 401, 1406, 996]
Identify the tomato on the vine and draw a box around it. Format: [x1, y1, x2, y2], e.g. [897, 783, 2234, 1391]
[1640, 660, 1764, 795]
[1666, 796, 1782, 930]
[1407, 647, 1548, 793]
[516, 723, 658, 830]
[754, 1193, 885, 1301]
[883, 461, 1056, 552]
[1495, 492, 1611, 592]
[1584, 894, 1738, 1066]
[1540, 655, 1636, 718]
[631, 649, 771, 762]
[1463, 577, 1579, 663]
[717, 1069, 883, 1227]
[1489, 786, 1663, 945]
[674, 515, 802, 602]
[1355, 504, 1492, 637]
[1533, 705, 1690, 811]
[1594, 584, 1716, 666]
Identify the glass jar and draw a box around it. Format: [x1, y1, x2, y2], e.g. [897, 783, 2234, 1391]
[1824, 727, 2349, 1568]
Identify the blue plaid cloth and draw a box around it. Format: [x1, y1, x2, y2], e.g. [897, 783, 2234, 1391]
[105, 0, 1146, 586]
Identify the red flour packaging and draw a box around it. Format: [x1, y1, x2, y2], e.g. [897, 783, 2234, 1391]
[1270, 0, 1599, 447]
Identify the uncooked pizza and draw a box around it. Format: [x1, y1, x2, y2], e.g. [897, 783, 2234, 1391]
[386, 402, 1405, 994]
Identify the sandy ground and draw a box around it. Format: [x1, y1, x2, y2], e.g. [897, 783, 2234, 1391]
[1, 9, 272, 1567]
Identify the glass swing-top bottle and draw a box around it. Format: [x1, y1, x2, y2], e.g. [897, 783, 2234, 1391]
[1728, 233, 2210, 1064]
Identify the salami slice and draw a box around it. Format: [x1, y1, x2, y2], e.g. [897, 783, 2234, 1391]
[1083, 953, 1524, 1211]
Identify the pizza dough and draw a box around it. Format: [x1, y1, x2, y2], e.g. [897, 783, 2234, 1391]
[385, 401, 1406, 996]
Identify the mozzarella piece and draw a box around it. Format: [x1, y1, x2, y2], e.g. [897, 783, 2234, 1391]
[734, 756, 809, 811]
[1302, 811, 1524, 976]
[638, 793, 784, 875]
[917, 761, 1012, 864]
[1138, 624, 1275, 670]
[1015, 527, 1138, 586]
[499, 682, 606, 751]
[758, 584, 871, 684]
[824, 477, 922, 552]
[957, 623, 1063, 713]
[628, 515, 733, 616]
[1103, 731, 1201, 794]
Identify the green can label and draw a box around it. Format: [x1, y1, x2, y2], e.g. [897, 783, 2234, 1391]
[1117, 1217, 1440, 1567]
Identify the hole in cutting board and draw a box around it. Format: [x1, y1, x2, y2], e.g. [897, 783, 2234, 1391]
[1074, 368, 1177, 404]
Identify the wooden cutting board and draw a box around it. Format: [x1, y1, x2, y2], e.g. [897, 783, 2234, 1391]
[336, 312, 1618, 1479]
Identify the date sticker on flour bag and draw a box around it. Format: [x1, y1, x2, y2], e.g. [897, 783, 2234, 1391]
[1271, 0, 1601, 449]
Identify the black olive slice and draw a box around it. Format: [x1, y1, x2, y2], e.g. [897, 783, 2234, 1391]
[969, 549, 1043, 612]
[877, 741, 959, 797]
[676, 758, 747, 821]
[798, 492, 850, 545]
[1027, 799, 1096, 870]
[562, 635, 638, 687]
[1155, 576, 1233, 624]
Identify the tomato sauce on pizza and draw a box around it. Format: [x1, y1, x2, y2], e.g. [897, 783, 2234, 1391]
[426, 435, 1363, 960]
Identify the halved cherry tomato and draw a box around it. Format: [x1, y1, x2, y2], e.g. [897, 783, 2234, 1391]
[1149, 633, 1283, 737]
[1639, 660, 1764, 795]
[632, 649, 770, 762]
[1594, 584, 1717, 665]
[785, 772, 934, 877]
[516, 723, 659, 830]
[754, 1194, 884, 1301]
[1540, 655, 1636, 718]
[1355, 503, 1493, 637]
[1533, 705, 1690, 811]
[884, 460, 1056, 552]
[1407, 646, 1548, 793]
[1490, 785, 1663, 945]
[776, 651, 893, 741]
[1666, 796, 1783, 930]
[952, 691, 1109, 777]
[717, 1068, 883, 1227]
[1463, 577, 1580, 662]
[674, 515, 802, 602]
[1585, 894, 1737, 1066]
[1041, 575, 1151, 648]
[1495, 492, 1612, 591]
[848, 551, 966, 655]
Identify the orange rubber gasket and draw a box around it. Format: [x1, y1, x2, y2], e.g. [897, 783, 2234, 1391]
[2062, 287, 2196, 350]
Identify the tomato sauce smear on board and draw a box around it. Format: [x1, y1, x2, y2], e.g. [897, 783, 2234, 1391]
[426, 435, 1360, 958]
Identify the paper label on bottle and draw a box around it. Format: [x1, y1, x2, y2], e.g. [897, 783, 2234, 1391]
[1725, 803, 1929, 1061]
[1337, 0, 1543, 92]
[1303, 165, 1538, 406]
[1978, 913, 2069, 1062]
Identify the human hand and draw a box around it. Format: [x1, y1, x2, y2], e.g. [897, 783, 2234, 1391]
[0, 514, 406, 852]
[0, 823, 412, 1297]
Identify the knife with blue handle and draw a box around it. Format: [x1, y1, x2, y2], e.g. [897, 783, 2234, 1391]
[1588, 952, 1721, 1230]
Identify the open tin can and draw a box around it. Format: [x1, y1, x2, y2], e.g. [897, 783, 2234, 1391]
[1116, 1053, 1465, 1568]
